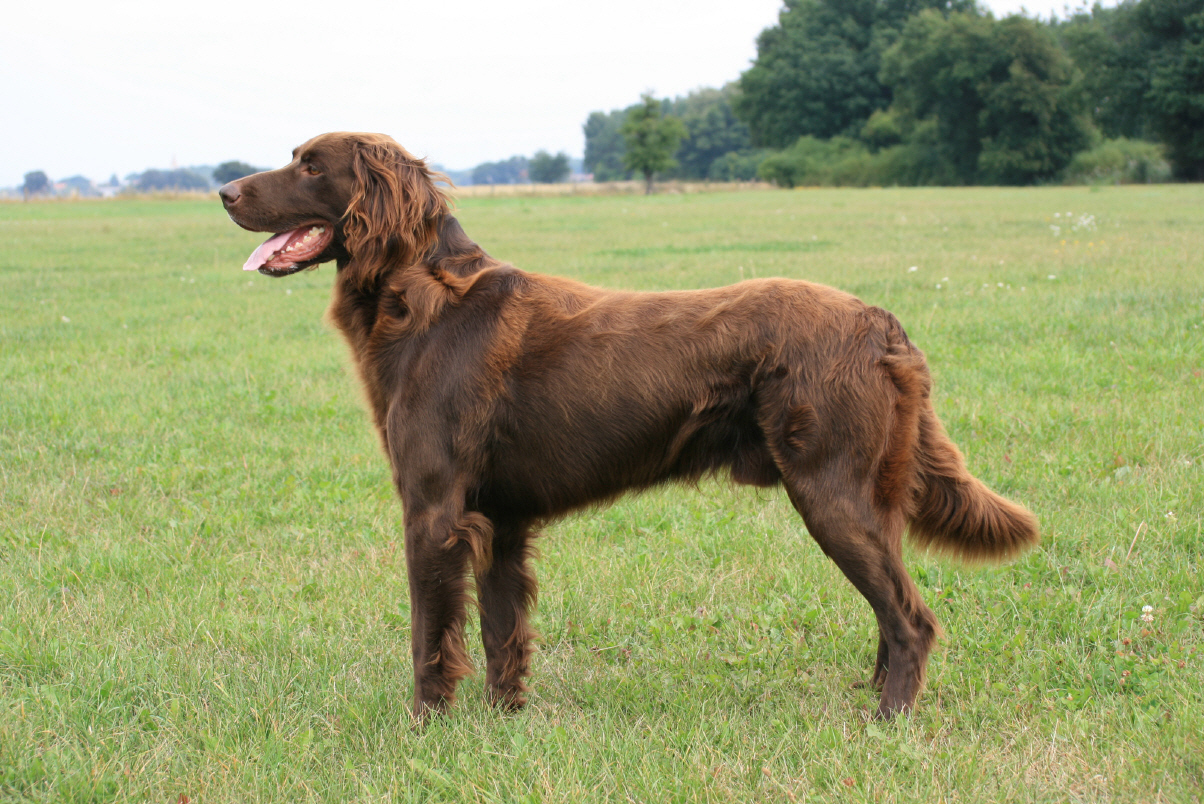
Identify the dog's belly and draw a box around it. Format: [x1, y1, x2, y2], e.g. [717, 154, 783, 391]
[473, 390, 780, 520]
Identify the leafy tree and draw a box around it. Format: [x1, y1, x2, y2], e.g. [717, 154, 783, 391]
[22, 171, 50, 199]
[471, 156, 529, 185]
[1056, 3, 1155, 141]
[529, 150, 571, 183]
[583, 108, 634, 181]
[213, 161, 260, 185]
[1137, 0, 1204, 178]
[735, 0, 975, 147]
[881, 11, 1092, 184]
[621, 93, 688, 194]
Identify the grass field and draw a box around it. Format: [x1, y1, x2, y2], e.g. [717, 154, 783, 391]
[1, 185, 1202, 802]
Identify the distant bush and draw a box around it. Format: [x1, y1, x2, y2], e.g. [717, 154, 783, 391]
[136, 169, 210, 192]
[707, 150, 772, 181]
[757, 137, 871, 187]
[472, 156, 529, 185]
[756, 125, 968, 188]
[750, 131, 1173, 190]
[213, 161, 261, 185]
[864, 120, 961, 186]
[1061, 139, 1171, 185]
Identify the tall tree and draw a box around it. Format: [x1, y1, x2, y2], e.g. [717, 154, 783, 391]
[621, 94, 688, 194]
[881, 11, 1092, 184]
[735, 0, 974, 147]
[1137, 0, 1204, 178]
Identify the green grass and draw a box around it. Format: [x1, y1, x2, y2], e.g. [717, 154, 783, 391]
[1, 185, 1202, 802]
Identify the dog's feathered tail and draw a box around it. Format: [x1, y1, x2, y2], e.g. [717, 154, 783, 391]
[878, 325, 1038, 562]
[908, 406, 1038, 560]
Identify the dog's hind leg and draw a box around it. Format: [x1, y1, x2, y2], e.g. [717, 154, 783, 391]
[476, 519, 539, 709]
[780, 470, 938, 718]
[402, 503, 492, 721]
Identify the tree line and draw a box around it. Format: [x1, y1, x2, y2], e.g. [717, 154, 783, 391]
[18, 161, 263, 198]
[585, 0, 1202, 187]
[461, 150, 574, 185]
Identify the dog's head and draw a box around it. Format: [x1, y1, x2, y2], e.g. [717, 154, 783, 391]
[220, 132, 449, 287]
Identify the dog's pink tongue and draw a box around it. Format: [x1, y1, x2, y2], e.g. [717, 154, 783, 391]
[243, 231, 295, 272]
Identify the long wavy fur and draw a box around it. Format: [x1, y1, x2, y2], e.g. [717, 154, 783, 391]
[342, 134, 450, 290]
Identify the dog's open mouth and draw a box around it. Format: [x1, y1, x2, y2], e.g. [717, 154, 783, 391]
[242, 224, 334, 276]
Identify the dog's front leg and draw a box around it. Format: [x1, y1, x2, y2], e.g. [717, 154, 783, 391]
[402, 503, 493, 721]
[476, 518, 539, 709]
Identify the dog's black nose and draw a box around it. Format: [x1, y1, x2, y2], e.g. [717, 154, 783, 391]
[219, 182, 241, 207]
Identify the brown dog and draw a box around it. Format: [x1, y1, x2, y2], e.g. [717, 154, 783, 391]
[219, 132, 1037, 720]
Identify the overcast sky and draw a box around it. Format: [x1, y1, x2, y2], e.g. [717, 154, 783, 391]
[3, 0, 1105, 187]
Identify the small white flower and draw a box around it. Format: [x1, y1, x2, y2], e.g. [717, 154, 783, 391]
[1141, 605, 1154, 623]
[1165, 511, 1177, 520]
[908, 266, 918, 272]
[1142, 605, 1153, 613]
[997, 282, 1004, 288]
[942, 277, 949, 282]
[61, 316, 70, 323]
[1048, 274, 1057, 280]
[1054, 212, 1061, 218]
[286, 289, 293, 295]
[936, 283, 942, 289]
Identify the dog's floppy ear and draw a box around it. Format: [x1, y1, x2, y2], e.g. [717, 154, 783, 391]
[342, 135, 449, 289]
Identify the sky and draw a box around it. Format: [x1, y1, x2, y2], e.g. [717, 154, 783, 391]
[3, 0, 1106, 188]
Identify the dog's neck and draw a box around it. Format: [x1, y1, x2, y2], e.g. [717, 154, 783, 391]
[327, 212, 491, 347]
[425, 215, 490, 277]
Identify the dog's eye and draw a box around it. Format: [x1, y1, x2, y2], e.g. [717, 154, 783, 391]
[304, 163, 321, 176]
